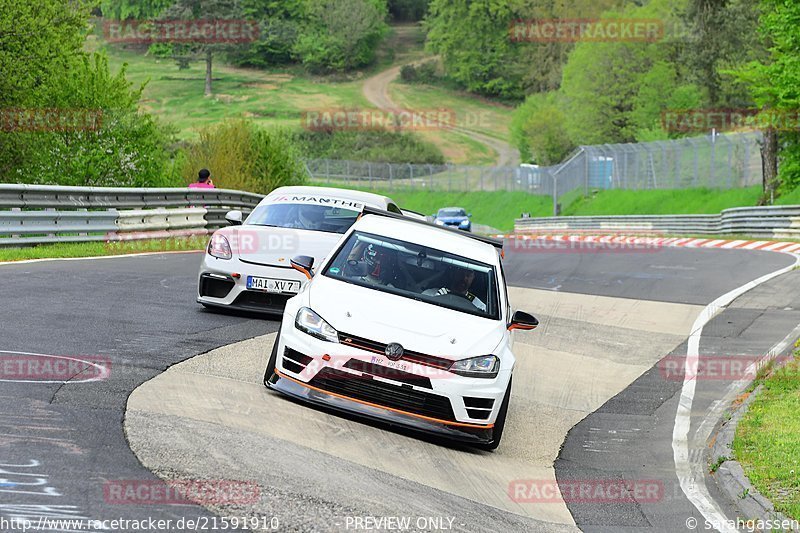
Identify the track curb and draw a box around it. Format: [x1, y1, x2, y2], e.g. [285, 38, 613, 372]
[497, 234, 800, 254]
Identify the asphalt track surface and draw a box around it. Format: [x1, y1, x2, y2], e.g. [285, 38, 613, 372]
[0, 245, 798, 532]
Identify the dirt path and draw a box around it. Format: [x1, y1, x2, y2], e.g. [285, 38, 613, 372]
[362, 62, 520, 167]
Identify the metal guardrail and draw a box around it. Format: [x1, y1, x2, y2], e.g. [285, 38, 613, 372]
[0, 185, 265, 247]
[515, 205, 800, 239]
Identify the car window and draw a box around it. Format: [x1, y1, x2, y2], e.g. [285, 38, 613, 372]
[246, 203, 360, 234]
[324, 231, 499, 320]
[438, 208, 466, 217]
[387, 203, 403, 214]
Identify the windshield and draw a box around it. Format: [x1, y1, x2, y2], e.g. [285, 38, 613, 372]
[438, 208, 466, 217]
[246, 203, 360, 234]
[323, 231, 499, 320]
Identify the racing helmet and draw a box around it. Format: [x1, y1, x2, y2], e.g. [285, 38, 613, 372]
[364, 244, 394, 278]
[298, 205, 325, 229]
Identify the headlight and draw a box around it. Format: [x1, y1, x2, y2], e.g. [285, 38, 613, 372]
[450, 355, 500, 378]
[459, 219, 470, 227]
[295, 307, 339, 343]
[435, 219, 445, 225]
[208, 234, 232, 260]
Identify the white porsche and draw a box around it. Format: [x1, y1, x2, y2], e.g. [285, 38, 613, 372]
[197, 186, 405, 315]
[263, 208, 539, 450]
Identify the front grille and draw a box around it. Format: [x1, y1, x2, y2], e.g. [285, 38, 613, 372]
[233, 291, 292, 311]
[308, 367, 457, 422]
[283, 348, 313, 374]
[338, 332, 453, 370]
[343, 359, 433, 389]
[199, 275, 234, 298]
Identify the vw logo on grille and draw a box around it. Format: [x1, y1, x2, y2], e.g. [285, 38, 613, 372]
[385, 342, 404, 361]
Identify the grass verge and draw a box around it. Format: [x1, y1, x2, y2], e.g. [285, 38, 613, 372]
[733, 348, 800, 520]
[0, 237, 206, 262]
[312, 183, 551, 232]
[561, 187, 763, 216]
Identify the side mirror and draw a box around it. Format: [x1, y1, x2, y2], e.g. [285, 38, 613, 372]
[291, 255, 315, 280]
[468, 213, 472, 218]
[225, 210, 243, 226]
[508, 310, 538, 331]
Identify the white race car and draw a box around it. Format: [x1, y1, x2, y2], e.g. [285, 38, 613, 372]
[197, 186, 405, 315]
[263, 208, 538, 450]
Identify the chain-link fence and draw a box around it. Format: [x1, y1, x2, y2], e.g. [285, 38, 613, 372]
[305, 132, 763, 215]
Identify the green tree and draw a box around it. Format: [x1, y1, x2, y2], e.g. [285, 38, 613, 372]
[732, 0, 800, 201]
[388, 0, 429, 21]
[510, 93, 573, 165]
[99, 0, 173, 20]
[181, 119, 306, 193]
[9, 54, 174, 187]
[293, 0, 388, 72]
[630, 61, 704, 140]
[680, 0, 763, 107]
[229, 0, 306, 67]
[559, 0, 693, 145]
[425, 0, 525, 99]
[160, 0, 248, 96]
[0, 0, 90, 108]
[424, 0, 630, 98]
[0, 0, 174, 186]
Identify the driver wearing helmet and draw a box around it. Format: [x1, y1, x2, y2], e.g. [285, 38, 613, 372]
[424, 265, 486, 312]
[348, 242, 397, 287]
[297, 205, 326, 230]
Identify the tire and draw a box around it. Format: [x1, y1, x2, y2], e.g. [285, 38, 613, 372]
[481, 377, 511, 451]
[263, 325, 281, 388]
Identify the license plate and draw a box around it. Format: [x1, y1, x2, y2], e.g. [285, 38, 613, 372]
[246, 276, 301, 294]
[370, 356, 410, 373]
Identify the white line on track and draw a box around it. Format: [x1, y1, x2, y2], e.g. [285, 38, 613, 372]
[672, 252, 800, 532]
[0, 350, 110, 384]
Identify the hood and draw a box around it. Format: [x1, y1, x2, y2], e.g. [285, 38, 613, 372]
[308, 275, 503, 360]
[216, 226, 344, 268]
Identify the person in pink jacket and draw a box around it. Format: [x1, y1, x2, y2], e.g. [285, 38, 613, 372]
[189, 168, 215, 189]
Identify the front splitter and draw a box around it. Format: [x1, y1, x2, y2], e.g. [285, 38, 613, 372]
[266, 371, 494, 446]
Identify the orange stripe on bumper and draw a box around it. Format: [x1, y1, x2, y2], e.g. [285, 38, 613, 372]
[274, 370, 493, 429]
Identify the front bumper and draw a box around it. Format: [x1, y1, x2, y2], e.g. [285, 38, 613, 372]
[267, 370, 494, 444]
[265, 317, 510, 444]
[197, 254, 307, 315]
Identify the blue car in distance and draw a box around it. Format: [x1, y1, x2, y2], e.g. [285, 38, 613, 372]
[433, 207, 472, 232]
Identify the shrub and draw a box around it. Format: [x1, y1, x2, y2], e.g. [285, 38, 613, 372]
[180, 119, 306, 194]
[296, 129, 444, 164]
[293, 0, 388, 72]
[399, 60, 439, 84]
[1, 54, 174, 187]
